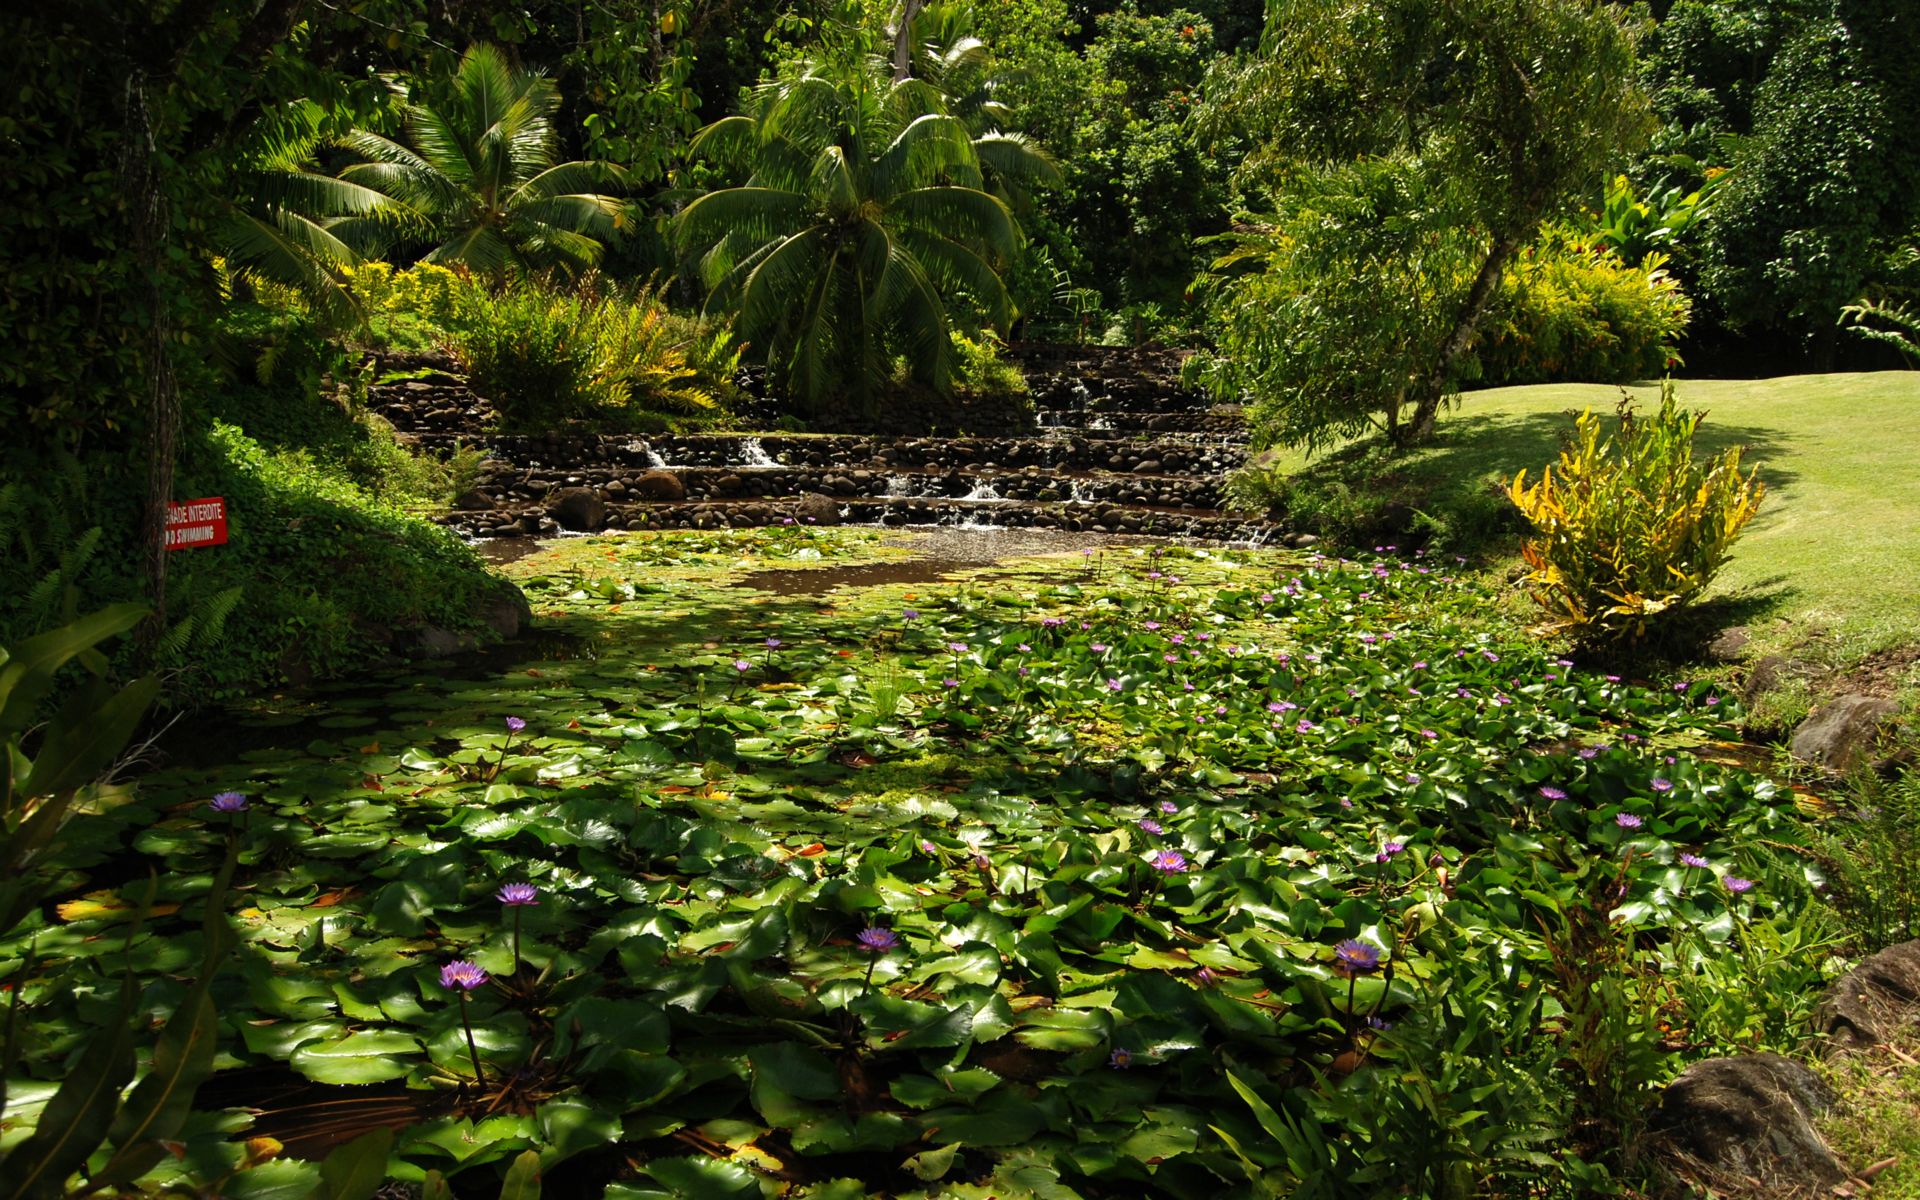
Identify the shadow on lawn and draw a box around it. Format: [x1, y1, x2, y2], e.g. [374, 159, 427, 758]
[1418, 404, 1804, 498]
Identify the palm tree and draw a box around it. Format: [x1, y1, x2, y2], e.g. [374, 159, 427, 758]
[333, 44, 631, 274]
[675, 48, 1057, 410]
[216, 101, 391, 324]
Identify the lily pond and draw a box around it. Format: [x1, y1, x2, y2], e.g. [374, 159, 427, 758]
[7, 528, 1829, 1198]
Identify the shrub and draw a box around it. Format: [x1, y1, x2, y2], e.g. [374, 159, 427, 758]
[1815, 768, 1920, 953]
[951, 332, 1028, 401]
[449, 277, 730, 431]
[1507, 385, 1765, 643]
[1471, 232, 1693, 386]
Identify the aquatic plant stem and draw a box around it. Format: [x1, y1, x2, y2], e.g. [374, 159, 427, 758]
[459, 991, 485, 1087]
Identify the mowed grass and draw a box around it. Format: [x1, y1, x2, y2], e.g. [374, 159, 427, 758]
[1273, 373, 1920, 661]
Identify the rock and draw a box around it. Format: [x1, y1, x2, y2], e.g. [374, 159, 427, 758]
[477, 578, 533, 641]
[451, 489, 494, 511]
[1706, 625, 1751, 664]
[1641, 1054, 1846, 1188]
[1288, 533, 1320, 549]
[1819, 939, 1920, 1051]
[411, 626, 476, 657]
[632, 471, 687, 501]
[547, 487, 607, 532]
[1743, 654, 1790, 703]
[794, 493, 843, 525]
[1790, 694, 1901, 772]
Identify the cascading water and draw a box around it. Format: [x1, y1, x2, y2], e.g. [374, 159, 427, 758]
[646, 449, 670, 469]
[1068, 478, 1095, 505]
[960, 476, 1004, 501]
[885, 475, 916, 498]
[739, 437, 779, 468]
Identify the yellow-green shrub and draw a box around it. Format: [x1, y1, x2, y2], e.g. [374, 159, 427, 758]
[1507, 385, 1765, 643]
[1473, 233, 1692, 386]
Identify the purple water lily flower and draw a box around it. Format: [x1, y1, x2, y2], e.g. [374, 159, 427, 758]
[1109, 1047, 1133, 1069]
[1539, 786, 1568, 800]
[1159, 800, 1178, 815]
[1616, 812, 1644, 829]
[904, 609, 920, 621]
[1149, 849, 1188, 874]
[440, 960, 489, 991]
[765, 638, 782, 649]
[504, 717, 527, 733]
[1332, 939, 1382, 979]
[732, 659, 753, 672]
[857, 927, 901, 953]
[1651, 777, 1674, 793]
[1679, 853, 1709, 869]
[1138, 818, 1164, 835]
[209, 791, 249, 814]
[497, 883, 539, 906]
[1107, 678, 1122, 691]
[1724, 877, 1756, 895]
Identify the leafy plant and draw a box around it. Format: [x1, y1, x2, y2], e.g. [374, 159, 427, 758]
[1473, 232, 1694, 387]
[1507, 384, 1766, 643]
[1814, 767, 1920, 952]
[675, 36, 1057, 412]
[331, 44, 633, 275]
[449, 277, 728, 429]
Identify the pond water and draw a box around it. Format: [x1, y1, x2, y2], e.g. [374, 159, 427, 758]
[8, 527, 1799, 1198]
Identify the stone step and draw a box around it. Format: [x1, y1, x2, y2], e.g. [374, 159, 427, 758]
[411, 432, 1248, 476]
[465, 463, 1223, 510]
[441, 495, 1285, 544]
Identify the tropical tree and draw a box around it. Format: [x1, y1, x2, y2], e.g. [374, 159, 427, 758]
[1202, 0, 1654, 448]
[216, 101, 390, 324]
[675, 39, 1057, 410]
[332, 44, 632, 274]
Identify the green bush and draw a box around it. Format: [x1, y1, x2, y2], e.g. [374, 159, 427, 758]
[1472, 232, 1693, 386]
[951, 332, 1029, 401]
[1815, 768, 1920, 953]
[1224, 447, 1524, 554]
[1507, 385, 1765, 644]
[449, 277, 730, 431]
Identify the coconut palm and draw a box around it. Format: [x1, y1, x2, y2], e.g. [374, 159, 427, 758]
[332, 44, 631, 274]
[675, 51, 1057, 410]
[216, 101, 392, 323]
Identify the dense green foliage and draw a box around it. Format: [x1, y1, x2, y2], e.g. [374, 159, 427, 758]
[1508, 388, 1766, 643]
[0, 532, 1848, 1196]
[1473, 235, 1693, 387]
[676, 22, 1057, 409]
[1199, 0, 1655, 448]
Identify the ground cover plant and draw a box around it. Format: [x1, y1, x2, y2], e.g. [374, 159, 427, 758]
[0, 528, 1844, 1197]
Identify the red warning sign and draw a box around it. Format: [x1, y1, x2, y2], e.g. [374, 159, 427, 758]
[165, 497, 228, 551]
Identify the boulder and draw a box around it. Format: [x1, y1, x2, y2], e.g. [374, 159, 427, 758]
[1818, 939, 1920, 1051]
[451, 489, 494, 511]
[632, 471, 687, 502]
[1742, 654, 1790, 704]
[547, 487, 606, 532]
[1706, 625, 1751, 664]
[477, 578, 533, 641]
[1790, 694, 1901, 773]
[1641, 1054, 1846, 1188]
[794, 493, 842, 526]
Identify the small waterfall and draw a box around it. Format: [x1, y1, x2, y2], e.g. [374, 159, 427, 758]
[739, 437, 779, 468]
[646, 449, 670, 469]
[885, 475, 916, 498]
[1068, 478, 1095, 505]
[1088, 413, 1114, 432]
[625, 440, 672, 468]
[961, 476, 1004, 501]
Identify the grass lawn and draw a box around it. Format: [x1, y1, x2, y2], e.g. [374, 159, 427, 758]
[1269, 373, 1920, 720]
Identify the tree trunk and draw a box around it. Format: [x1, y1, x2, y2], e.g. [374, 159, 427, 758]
[1396, 229, 1522, 446]
[891, 0, 925, 82]
[124, 72, 180, 654]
